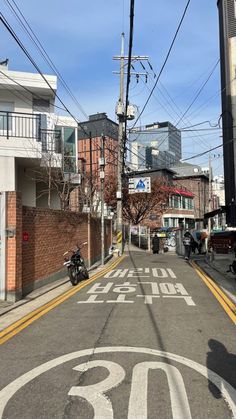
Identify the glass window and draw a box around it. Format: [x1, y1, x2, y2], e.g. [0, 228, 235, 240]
[56, 126, 76, 173]
[164, 218, 169, 227]
[0, 102, 14, 131]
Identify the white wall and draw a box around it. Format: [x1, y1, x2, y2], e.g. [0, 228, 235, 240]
[36, 182, 61, 209]
[0, 137, 42, 159]
[17, 166, 36, 207]
[0, 156, 15, 191]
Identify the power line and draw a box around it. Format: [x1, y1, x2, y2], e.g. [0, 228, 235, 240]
[129, 62, 219, 151]
[3, 0, 89, 120]
[131, 0, 191, 129]
[150, 59, 220, 153]
[0, 12, 100, 143]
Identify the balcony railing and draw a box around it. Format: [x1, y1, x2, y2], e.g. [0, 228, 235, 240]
[0, 111, 41, 139]
[0, 111, 62, 153]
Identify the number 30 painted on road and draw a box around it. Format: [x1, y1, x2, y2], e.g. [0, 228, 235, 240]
[68, 360, 192, 418]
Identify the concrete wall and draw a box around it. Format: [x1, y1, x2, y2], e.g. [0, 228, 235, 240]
[17, 166, 36, 207]
[0, 156, 15, 191]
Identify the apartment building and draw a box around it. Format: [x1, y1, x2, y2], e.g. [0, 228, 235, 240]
[0, 62, 63, 208]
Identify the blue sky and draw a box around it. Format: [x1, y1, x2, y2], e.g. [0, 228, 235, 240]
[0, 0, 223, 174]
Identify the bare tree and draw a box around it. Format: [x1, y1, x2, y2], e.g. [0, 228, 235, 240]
[104, 175, 170, 225]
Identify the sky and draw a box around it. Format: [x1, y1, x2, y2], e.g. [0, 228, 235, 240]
[0, 0, 223, 175]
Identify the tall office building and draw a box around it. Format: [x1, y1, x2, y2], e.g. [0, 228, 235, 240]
[129, 121, 181, 171]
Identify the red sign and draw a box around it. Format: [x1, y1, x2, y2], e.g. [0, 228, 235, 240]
[23, 232, 29, 242]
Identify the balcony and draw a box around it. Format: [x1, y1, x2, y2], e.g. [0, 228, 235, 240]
[0, 111, 62, 157]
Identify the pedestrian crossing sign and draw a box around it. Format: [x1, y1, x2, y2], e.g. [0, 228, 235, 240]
[128, 177, 151, 194]
[136, 179, 146, 190]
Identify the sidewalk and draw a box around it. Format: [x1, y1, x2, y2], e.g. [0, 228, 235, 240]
[0, 255, 114, 330]
[193, 253, 236, 305]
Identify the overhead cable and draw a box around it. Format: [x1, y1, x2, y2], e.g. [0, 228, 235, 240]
[131, 0, 191, 129]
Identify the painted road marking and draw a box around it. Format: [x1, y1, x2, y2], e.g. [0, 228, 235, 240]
[0, 347, 235, 418]
[0, 256, 126, 345]
[104, 267, 176, 279]
[128, 362, 192, 419]
[190, 260, 236, 325]
[69, 360, 125, 419]
[78, 281, 196, 306]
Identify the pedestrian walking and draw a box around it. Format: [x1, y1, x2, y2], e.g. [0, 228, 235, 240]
[183, 229, 193, 260]
[152, 233, 160, 254]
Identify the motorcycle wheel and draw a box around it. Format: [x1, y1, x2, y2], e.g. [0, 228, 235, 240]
[82, 268, 89, 279]
[69, 266, 79, 286]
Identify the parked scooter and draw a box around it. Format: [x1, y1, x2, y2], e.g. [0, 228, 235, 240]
[63, 242, 89, 286]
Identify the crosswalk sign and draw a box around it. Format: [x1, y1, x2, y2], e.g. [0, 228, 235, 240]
[128, 177, 151, 194]
[136, 179, 146, 190]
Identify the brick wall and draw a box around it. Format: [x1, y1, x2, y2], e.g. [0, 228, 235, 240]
[6, 192, 22, 301]
[21, 206, 111, 294]
[174, 177, 209, 219]
[4, 192, 111, 300]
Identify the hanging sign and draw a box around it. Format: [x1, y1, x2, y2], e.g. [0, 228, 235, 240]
[128, 177, 151, 194]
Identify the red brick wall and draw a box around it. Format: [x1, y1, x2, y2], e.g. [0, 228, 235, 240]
[4, 193, 112, 299]
[6, 192, 22, 301]
[22, 207, 111, 290]
[174, 177, 209, 219]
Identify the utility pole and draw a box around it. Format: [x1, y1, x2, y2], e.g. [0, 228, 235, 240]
[100, 135, 105, 265]
[114, 33, 149, 254]
[87, 131, 93, 268]
[116, 32, 125, 255]
[208, 154, 212, 239]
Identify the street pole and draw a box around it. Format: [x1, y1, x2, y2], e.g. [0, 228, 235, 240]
[87, 132, 93, 268]
[208, 154, 212, 249]
[114, 33, 148, 254]
[116, 32, 125, 255]
[100, 135, 105, 265]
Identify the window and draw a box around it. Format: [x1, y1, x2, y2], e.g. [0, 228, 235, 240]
[164, 218, 169, 227]
[33, 98, 50, 112]
[0, 102, 14, 132]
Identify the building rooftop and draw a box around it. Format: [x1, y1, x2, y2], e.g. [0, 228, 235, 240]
[0, 63, 57, 93]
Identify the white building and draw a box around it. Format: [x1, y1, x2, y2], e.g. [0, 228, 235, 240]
[212, 175, 225, 206]
[0, 62, 64, 208]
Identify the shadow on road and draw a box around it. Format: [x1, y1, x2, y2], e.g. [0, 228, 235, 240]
[206, 339, 236, 398]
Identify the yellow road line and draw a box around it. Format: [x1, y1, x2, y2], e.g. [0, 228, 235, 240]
[0, 255, 126, 345]
[190, 260, 236, 325]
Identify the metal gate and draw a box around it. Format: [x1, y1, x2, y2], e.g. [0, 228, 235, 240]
[0, 192, 6, 300]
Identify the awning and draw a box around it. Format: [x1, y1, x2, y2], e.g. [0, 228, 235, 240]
[161, 186, 194, 198]
[204, 206, 226, 219]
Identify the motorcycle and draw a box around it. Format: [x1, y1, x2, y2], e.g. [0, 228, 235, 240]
[63, 242, 89, 286]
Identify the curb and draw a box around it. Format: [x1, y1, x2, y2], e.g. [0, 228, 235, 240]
[190, 260, 236, 325]
[0, 255, 114, 317]
[0, 255, 126, 345]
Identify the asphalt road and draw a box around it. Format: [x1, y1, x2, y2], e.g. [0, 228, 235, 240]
[0, 249, 236, 419]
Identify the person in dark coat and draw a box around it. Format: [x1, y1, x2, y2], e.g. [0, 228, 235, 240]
[152, 233, 160, 254]
[183, 229, 193, 260]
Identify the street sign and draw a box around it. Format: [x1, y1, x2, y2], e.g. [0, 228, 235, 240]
[128, 177, 151, 194]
